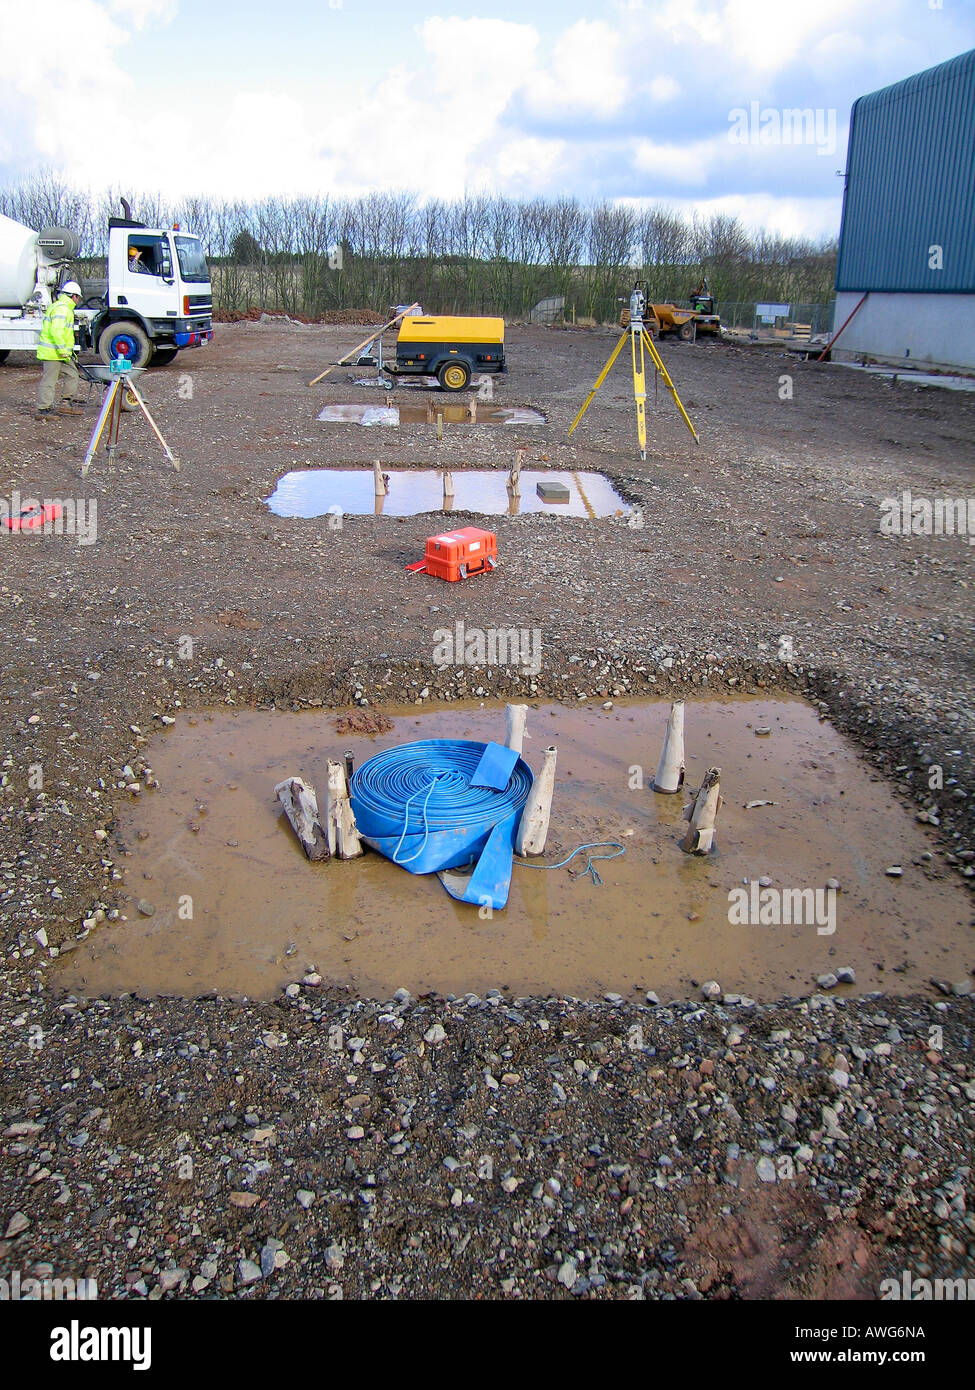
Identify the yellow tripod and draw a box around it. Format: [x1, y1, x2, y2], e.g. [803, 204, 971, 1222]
[567, 285, 699, 459]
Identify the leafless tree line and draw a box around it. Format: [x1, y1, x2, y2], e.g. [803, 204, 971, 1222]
[0, 172, 838, 321]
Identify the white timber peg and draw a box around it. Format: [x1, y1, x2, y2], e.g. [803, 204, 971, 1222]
[326, 759, 363, 859]
[516, 745, 558, 856]
[274, 777, 328, 861]
[505, 702, 528, 754]
[508, 447, 525, 495]
[680, 766, 722, 855]
[653, 699, 685, 793]
[373, 458, 387, 496]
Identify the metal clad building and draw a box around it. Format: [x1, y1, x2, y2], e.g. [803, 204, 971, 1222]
[833, 49, 975, 373]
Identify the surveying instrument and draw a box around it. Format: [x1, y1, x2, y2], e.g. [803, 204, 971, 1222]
[81, 358, 180, 478]
[567, 282, 699, 460]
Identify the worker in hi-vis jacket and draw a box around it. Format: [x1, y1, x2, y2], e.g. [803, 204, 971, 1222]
[36, 281, 85, 419]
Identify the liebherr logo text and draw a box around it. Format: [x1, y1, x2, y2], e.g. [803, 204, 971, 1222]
[50, 1320, 151, 1371]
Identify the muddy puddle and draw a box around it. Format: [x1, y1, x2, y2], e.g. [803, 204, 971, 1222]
[58, 699, 973, 1004]
[267, 468, 628, 518]
[318, 403, 546, 426]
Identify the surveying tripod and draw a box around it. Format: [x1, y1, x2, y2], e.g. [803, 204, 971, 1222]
[81, 360, 180, 479]
[567, 283, 699, 460]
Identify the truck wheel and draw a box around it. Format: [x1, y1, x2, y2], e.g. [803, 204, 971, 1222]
[678, 321, 696, 342]
[98, 321, 152, 368]
[149, 347, 179, 368]
[438, 360, 471, 391]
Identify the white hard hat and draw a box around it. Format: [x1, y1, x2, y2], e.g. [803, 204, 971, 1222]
[61, 280, 82, 297]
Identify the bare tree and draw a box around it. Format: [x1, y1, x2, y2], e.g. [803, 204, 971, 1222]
[0, 173, 838, 321]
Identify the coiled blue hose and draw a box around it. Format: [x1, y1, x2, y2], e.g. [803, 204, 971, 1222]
[349, 739, 533, 877]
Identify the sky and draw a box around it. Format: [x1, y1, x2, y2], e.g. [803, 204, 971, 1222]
[0, 0, 972, 239]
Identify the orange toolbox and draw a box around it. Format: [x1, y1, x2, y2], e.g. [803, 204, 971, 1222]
[407, 526, 498, 582]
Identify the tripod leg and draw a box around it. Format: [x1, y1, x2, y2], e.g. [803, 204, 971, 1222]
[125, 378, 181, 471]
[631, 329, 648, 461]
[107, 384, 123, 459]
[567, 332, 628, 439]
[81, 379, 118, 477]
[643, 332, 700, 444]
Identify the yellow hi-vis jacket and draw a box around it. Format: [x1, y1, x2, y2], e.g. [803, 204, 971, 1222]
[37, 293, 77, 362]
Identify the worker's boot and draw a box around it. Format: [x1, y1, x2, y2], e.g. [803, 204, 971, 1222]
[59, 402, 85, 416]
[35, 407, 54, 421]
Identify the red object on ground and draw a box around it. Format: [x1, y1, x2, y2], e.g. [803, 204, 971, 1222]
[407, 526, 498, 581]
[3, 503, 63, 532]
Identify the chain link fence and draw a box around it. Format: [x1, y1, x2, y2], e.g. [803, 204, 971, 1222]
[716, 301, 834, 336]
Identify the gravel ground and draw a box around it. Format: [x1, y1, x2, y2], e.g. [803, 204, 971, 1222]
[1, 319, 973, 1300]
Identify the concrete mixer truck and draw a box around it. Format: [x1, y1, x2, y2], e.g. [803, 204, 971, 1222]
[0, 210, 213, 369]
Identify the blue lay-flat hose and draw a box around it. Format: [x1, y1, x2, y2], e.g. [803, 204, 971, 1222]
[350, 739, 533, 878]
[349, 738, 626, 908]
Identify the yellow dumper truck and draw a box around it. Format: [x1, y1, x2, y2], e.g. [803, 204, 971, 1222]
[389, 315, 506, 391]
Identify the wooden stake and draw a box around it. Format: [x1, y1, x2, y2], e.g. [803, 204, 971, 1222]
[653, 700, 685, 794]
[516, 746, 558, 856]
[680, 766, 722, 855]
[505, 703, 528, 754]
[326, 760, 363, 859]
[508, 447, 525, 496]
[274, 777, 328, 861]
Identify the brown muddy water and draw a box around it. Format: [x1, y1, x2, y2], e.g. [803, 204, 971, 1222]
[58, 699, 973, 1003]
[266, 468, 628, 519]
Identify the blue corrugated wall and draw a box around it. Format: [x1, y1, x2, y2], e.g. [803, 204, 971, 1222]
[836, 49, 975, 293]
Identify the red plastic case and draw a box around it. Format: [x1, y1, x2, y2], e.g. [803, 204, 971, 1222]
[421, 526, 497, 581]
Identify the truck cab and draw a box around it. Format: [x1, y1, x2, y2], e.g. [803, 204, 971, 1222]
[94, 218, 213, 367]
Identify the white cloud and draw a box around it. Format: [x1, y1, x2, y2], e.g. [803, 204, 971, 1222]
[684, 192, 843, 241]
[313, 20, 542, 200]
[632, 134, 724, 187]
[104, 0, 176, 24]
[0, 0, 178, 174]
[477, 136, 568, 196]
[721, 0, 858, 73]
[0, 0, 963, 243]
[523, 20, 628, 121]
[648, 76, 682, 103]
[421, 17, 539, 108]
[652, 0, 724, 47]
[0, 0, 127, 163]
